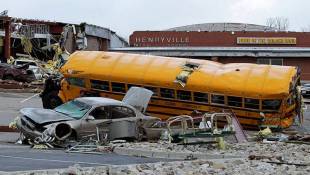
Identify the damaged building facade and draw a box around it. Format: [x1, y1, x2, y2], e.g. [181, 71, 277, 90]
[0, 15, 127, 62]
[111, 23, 310, 82]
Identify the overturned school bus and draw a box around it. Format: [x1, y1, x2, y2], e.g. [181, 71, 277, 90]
[41, 51, 302, 129]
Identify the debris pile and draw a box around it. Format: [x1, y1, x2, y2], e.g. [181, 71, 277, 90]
[0, 79, 42, 91]
[12, 158, 310, 175]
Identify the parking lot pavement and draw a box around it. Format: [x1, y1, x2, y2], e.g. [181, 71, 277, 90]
[0, 92, 42, 131]
[0, 132, 19, 143]
[0, 143, 170, 172]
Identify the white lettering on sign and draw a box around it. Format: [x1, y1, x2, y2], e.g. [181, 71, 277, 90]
[135, 37, 190, 44]
[19, 24, 50, 38]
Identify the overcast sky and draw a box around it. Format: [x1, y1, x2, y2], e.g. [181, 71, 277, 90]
[2, 0, 310, 39]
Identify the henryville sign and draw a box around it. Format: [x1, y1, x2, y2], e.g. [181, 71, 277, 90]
[133, 36, 190, 46]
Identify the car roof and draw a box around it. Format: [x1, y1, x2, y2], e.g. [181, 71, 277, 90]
[75, 97, 127, 107]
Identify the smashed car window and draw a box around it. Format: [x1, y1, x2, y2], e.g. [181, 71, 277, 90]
[55, 100, 91, 119]
[262, 99, 282, 111]
[90, 107, 109, 119]
[111, 106, 135, 119]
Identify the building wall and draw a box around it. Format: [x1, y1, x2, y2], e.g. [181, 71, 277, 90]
[130, 31, 310, 47]
[284, 58, 310, 81]
[85, 36, 109, 51]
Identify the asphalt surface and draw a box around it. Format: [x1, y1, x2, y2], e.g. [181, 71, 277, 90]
[0, 92, 41, 127]
[0, 144, 170, 172]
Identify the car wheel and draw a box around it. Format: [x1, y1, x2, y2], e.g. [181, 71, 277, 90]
[42, 91, 63, 109]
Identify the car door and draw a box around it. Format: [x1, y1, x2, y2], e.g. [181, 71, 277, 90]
[108, 105, 138, 139]
[79, 106, 112, 138]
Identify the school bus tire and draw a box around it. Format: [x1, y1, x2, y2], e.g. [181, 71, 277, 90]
[42, 91, 63, 109]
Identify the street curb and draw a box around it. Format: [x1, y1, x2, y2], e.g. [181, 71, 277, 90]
[0, 126, 17, 132]
[112, 147, 245, 160]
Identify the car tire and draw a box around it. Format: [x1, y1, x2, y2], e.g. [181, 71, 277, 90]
[42, 91, 63, 109]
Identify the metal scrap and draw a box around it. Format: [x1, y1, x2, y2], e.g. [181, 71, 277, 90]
[174, 62, 200, 87]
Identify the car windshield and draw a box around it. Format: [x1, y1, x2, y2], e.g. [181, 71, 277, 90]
[54, 100, 91, 119]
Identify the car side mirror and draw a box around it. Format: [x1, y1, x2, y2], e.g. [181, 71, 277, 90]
[86, 115, 95, 121]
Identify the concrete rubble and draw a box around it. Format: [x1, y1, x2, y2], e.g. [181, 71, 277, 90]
[109, 140, 310, 162]
[8, 157, 310, 175]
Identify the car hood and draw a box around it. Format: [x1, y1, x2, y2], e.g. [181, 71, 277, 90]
[20, 108, 75, 125]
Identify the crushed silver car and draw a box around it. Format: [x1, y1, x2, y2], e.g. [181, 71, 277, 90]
[16, 87, 160, 145]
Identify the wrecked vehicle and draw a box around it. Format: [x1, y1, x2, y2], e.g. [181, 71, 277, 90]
[16, 87, 159, 144]
[13, 59, 44, 80]
[41, 51, 303, 130]
[0, 63, 35, 82]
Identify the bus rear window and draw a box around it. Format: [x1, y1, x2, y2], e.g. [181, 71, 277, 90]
[160, 88, 175, 99]
[245, 98, 259, 109]
[90, 80, 109, 91]
[144, 86, 159, 96]
[193, 92, 208, 103]
[262, 100, 282, 111]
[227, 96, 242, 107]
[211, 94, 225, 105]
[66, 77, 85, 87]
[111, 82, 126, 93]
[177, 90, 191, 101]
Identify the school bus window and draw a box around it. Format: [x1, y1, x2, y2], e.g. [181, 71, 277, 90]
[211, 94, 225, 104]
[193, 92, 208, 103]
[111, 82, 126, 93]
[244, 98, 259, 109]
[160, 88, 175, 99]
[177, 90, 191, 101]
[127, 84, 141, 90]
[227, 96, 242, 107]
[262, 100, 282, 111]
[144, 86, 159, 96]
[90, 80, 109, 91]
[66, 77, 85, 87]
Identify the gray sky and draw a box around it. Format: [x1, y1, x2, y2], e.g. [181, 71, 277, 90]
[2, 0, 310, 38]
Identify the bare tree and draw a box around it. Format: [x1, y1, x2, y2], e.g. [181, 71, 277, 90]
[266, 17, 289, 31]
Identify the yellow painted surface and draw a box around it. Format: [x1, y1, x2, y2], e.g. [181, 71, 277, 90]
[237, 37, 297, 45]
[61, 51, 297, 99]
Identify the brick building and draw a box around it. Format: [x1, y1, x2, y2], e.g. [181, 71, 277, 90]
[111, 23, 310, 82]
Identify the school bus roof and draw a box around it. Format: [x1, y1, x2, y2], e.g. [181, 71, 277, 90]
[61, 51, 297, 99]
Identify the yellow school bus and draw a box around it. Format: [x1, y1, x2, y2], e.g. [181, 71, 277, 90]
[41, 51, 302, 129]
